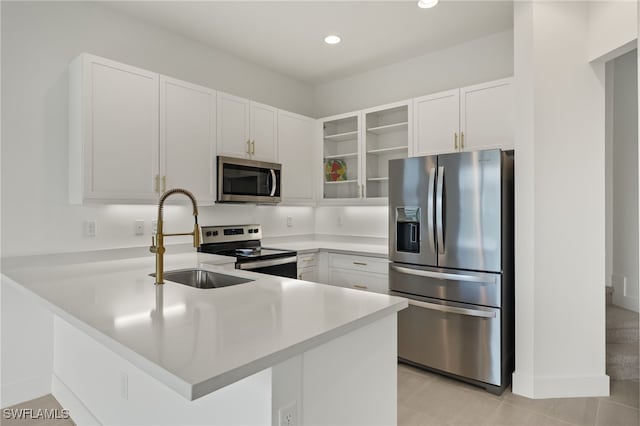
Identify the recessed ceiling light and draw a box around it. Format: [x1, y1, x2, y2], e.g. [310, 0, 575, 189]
[324, 35, 341, 45]
[417, 0, 438, 8]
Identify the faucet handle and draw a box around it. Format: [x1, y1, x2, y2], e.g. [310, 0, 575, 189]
[150, 236, 157, 253]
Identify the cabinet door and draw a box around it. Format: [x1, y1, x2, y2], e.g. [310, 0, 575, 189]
[160, 77, 216, 204]
[413, 89, 460, 157]
[278, 110, 314, 201]
[71, 54, 159, 203]
[460, 78, 514, 151]
[250, 101, 278, 162]
[298, 267, 318, 282]
[217, 92, 251, 159]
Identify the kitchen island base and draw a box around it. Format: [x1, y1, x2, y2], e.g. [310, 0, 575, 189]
[52, 314, 397, 425]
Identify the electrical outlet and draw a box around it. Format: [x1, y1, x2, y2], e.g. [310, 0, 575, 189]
[85, 220, 97, 237]
[278, 401, 297, 426]
[152, 220, 158, 234]
[286, 216, 293, 227]
[135, 220, 145, 236]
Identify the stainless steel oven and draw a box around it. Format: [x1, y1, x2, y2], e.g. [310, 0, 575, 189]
[198, 224, 297, 279]
[217, 156, 281, 203]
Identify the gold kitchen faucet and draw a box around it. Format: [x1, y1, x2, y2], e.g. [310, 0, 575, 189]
[150, 188, 201, 285]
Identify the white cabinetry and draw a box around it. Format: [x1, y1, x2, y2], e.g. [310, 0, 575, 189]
[297, 253, 318, 282]
[413, 78, 513, 157]
[278, 110, 315, 202]
[460, 79, 514, 152]
[327, 253, 389, 294]
[160, 76, 216, 204]
[321, 113, 361, 201]
[413, 89, 460, 157]
[217, 92, 278, 162]
[69, 54, 218, 205]
[69, 53, 159, 203]
[363, 102, 411, 199]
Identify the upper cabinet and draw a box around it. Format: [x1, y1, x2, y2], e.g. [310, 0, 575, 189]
[321, 113, 362, 201]
[69, 54, 217, 205]
[413, 78, 514, 157]
[217, 93, 278, 163]
[69, 54, 159, 204]
[319, 102, 411, 204]
[159, 76, 216, 203]
[278, 110, 315, 203]
[459, 78, 514, 152]
[363, 102, 411, 199]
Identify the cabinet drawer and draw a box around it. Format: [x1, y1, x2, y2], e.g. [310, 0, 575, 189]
[329, 269, 388, 294]
[329, 253, 388, 274]
[297, 253, 318, 268]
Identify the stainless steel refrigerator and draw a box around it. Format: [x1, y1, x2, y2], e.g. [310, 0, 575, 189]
[388, 149, 514, 394]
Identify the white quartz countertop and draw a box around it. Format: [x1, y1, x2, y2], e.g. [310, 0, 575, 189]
[264, 240, 389, 257]
[2, 252, 406, 400]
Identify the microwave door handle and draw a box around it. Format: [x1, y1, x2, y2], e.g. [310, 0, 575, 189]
[269, 169, 277, 197]
[427, 167, 436, 253]
[436, 166, 445, 254]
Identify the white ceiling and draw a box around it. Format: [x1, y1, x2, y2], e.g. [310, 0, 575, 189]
[107, 1, 513, 85]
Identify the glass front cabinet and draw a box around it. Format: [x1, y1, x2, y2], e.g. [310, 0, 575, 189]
[320, 101, 411, 203]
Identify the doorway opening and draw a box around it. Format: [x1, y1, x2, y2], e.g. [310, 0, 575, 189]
[604, 48, 639, 383]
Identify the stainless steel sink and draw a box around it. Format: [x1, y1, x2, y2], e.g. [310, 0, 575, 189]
[150, 269, 254, 289]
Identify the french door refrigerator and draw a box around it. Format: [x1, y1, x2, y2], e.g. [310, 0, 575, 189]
[388, 149, 514, 394]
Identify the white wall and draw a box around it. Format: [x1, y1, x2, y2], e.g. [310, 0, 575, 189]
[512, 2, 608, 398]
[0, 2, 315, 257]
[588, 1, 638, 62]
[312, 30, 513, 117]
[314, 206, 387, 239]
[611, 50, 639, 312]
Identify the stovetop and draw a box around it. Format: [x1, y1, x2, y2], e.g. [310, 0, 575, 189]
[198, 224, 296, 262]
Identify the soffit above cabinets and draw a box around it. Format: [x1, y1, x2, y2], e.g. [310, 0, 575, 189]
[105, 1, 513, 84]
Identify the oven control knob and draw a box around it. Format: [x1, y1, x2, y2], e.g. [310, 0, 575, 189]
[205, 231, 212, 237]
[253, 228, 259, 233]
[212, 231, 218, 236]
[248, 229, 254, 233]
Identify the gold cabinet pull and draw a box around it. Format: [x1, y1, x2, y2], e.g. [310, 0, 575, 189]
[353, 284, 368, 290]
[246, 140, 251, 155]
[155, 175, 160, 193]
[461, 132, 465, 149]
[162, 176, 167, 192]
[454, 132, 458, 150]
[251, 140, 256, 155]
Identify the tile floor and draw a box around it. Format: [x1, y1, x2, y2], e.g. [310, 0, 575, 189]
[399, 363, 640, 426]
[3, 366, 638, 426]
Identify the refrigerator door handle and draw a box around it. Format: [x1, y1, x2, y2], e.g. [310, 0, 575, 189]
[436, 166, 445, 254]
[427, 167, 436, 253]
[390, 265, 497, 284]
[406, 298, 496, 318]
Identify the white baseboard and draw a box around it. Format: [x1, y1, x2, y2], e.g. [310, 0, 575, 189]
[512, 371, 610, 398]
[51, 374, 101, 426]
[1, 375, 51, 408]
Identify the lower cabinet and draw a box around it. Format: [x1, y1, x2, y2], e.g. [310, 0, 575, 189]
[297, 253, 318, 282]
[327, 253, 389, 294]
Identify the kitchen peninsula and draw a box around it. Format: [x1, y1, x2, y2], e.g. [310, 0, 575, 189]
[2, 252, 406, 425]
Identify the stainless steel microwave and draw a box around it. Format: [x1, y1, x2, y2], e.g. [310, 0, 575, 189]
[217, 156, 282, 203]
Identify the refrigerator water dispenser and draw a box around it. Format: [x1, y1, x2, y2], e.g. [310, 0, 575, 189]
[396, 207, 420, 253]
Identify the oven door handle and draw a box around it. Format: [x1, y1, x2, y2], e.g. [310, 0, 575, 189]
[390, 265, 497, 284]
[406, 298, 496, 318]
[237, 256, 297, 270]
